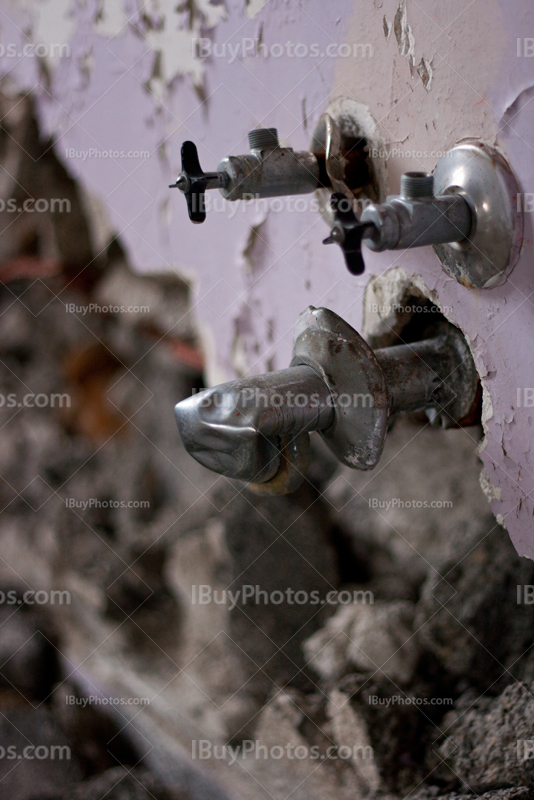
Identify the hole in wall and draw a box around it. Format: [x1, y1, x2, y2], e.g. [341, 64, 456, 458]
[363, 268, 482, 428]
[311, 96, 388, 225]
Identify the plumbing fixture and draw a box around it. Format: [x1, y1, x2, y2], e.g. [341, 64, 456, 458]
[175, 307, 479, 495]
[324, 142, 522, 288]
[169, 119, 375, 224]
[170, 129, 320, 223]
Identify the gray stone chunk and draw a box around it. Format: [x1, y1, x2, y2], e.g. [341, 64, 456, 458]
[434, 683, 534, 788]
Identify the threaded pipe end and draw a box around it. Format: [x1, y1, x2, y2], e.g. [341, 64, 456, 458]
[248, 128, 279, 150]
[400, 172, 434, 199]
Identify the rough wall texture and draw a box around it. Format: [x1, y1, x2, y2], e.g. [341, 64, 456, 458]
[1, 89, 534, 800]
[1, 4, 534, 798]
[1, 0, 531, 554]
[2, 0, 534, 556]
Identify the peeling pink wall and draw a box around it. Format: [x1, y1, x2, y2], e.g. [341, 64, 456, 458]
[2, 0, 534, 555]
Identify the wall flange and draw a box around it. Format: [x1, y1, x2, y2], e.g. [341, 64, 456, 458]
[433, 141, 523, 289]
[311, 96, 387, 223]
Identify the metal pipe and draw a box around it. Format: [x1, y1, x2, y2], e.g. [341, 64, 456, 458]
[375, 335, 456, 416]
[175, 313, 478, 489]
[175, 365, 334, 484]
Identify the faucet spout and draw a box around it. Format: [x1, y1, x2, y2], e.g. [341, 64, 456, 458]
[174, 306, 479, 495]
[174, 365, 334, 484]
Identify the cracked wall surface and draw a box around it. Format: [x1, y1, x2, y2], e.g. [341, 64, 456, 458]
[1, 1, 533, 550]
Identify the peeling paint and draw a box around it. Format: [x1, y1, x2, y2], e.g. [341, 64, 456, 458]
[480, 467, 502, 502]
[481, 382, 494, 425]
[502, 84, 534, 126]
[393, 0, 415, 68]
[6, 0, 76, 65]
[131, 0, 227, 94]
[417, 57, 432, 91]
[239, 217, 268, 275]
[6, 0, 531, 554]
[92, 0, 129, 38]
[245, 0, 267, 18]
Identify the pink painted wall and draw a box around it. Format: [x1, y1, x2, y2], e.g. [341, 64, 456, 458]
[2, 0, 534, 555]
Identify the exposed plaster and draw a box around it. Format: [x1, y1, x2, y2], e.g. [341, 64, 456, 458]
[5, 0, 76, 65]
[363, 267, 500, 522]
[231, 304, 255, 377]
[417, 56, 432, 91]
[501, 84, 534, 128]
[480, 467, 502, 502]
[92, 0, 129, 38]
[393, 1, 433, 91]
[245, 0, 267, 18]
[140, 0, 227, 96]
[328, 689, 382, 794]
[4, 0, 530, 553]
[393, 0, 415, 68]
[362, 266, 440, 347]
[239, 216, 268, 276]
[93, 0, 228, 96]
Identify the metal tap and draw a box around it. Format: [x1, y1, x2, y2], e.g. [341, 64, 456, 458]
[174, 307, 479, 495]
[323, 172, 473, 275]
[169, 128, 320, 223]
[323, 142, 523, 289]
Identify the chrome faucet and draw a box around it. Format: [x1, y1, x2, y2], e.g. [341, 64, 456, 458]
[175, 307, 479, 495]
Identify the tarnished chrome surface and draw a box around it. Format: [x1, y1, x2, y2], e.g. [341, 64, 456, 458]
[174, 365, 333, 484]
[324, 169, 473, 276]
[291, 306, 389, 470]
[175, 307, 479, 493]
[376, 322, 479, 426]
[323, 113, 352, 197]
[433, 142, 523, 288]
[326, 143, 521, 289]
[361, 191, 472, 251]
[171, 128, 320, 222]
[247, 433, 312, 496]
[217, 147, 319, 201]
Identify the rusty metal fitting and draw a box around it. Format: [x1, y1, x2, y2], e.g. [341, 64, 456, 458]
[174, 307, 479, 495]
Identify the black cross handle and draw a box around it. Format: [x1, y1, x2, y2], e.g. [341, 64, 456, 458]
[323, 193, 377, 275]
[169, 141, 223, 224]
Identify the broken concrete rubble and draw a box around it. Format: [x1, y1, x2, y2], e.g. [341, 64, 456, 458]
[433, 682, 534, 789]
[2, 93, 534, 800]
